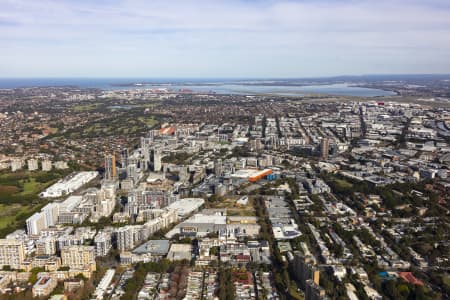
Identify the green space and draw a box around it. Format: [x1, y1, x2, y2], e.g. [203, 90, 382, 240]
[162, 152, 192, 164]
[0, 170, 71, 237]
[73, 103, 101, 112]
[138, 116, 158, 127]
[121, 260, 178, 300]
[253, 192, 304, 300]
[217, 268, 236, 300]
[227, 208, 256, 217]
[63, 113, 159, 139]
[0, 170, 69, 203]
[333, 178, 353, 189]
[208, 196, 256, 216]
[0, 204, 39, 229]
[17, 177, 42, 196]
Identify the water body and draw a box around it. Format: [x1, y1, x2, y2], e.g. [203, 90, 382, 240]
[0, 78, 396, 97]
[156, 83, 396, 97]
[107, 105, 134, 110]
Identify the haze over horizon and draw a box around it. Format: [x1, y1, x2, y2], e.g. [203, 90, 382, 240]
[2, 0, 450, 78]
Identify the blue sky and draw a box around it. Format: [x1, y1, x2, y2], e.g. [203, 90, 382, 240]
[1, 0, 450, 78]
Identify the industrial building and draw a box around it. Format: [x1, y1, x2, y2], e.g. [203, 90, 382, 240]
[166, 197, 205, 218]
[40, 171, 98, 198]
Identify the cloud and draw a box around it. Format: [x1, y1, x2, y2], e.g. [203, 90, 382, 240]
[1, 0, 450, 77]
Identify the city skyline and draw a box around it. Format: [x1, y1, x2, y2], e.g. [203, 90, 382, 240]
[2, 0, 450, 77]
[0, 1, 449, 298]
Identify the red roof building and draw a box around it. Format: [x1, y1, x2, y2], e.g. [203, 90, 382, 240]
[398, 272, 424, 286]
[159, 126, 176, 135]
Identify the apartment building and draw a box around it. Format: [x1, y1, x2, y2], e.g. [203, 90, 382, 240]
[0, 239, 25, 270]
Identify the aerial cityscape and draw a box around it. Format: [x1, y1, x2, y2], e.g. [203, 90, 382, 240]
[1, 1, 450, 300]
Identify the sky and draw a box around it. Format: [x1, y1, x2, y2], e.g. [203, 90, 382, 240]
[1, 0, 450, 78]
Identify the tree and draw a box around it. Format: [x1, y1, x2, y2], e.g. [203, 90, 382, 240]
[218, 268, 235, 300]
[383, 280, 400, 299]
[398, 283, 410, 299]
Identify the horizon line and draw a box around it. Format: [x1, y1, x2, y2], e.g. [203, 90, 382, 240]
[1, 73, 450, 80]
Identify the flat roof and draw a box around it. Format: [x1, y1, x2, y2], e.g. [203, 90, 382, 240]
[185, 214, 226, 225]
[40, 171, 98, 198]
[167, 198, 205, 216]
[132, 240, 170, 255]
[231, 169, 261, 178]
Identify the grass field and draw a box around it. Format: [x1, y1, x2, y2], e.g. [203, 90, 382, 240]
[333, 178, 353, 189]
[17, 178, 47, 196]
[73, 103, 100, 112]
[0, 170, 68, 236]
[0, 202, 48, 237]
[0, 204, 36, 228]
[0, 171, 61, 199]
[74, 114, 158, 138]
[209, 196, 256, 216]
[138, 116, 158, 127]
[442, 275, 450, 292]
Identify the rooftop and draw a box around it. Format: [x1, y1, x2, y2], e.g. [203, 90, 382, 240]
[132, 240, 170, 255]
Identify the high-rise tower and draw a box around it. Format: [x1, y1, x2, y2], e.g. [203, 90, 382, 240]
[321, 138, 329, 160]
[152, 149, 162, 172]
[121, 148, 129, 168]
[105, 154, 117, 180]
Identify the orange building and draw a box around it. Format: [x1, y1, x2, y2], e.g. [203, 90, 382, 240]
[248, 169, 272, 182]
[159, 126, 176, 135]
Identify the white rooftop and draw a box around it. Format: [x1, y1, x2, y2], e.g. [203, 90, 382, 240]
[40, 171, 98, 198]
[167, 198, 205, 217]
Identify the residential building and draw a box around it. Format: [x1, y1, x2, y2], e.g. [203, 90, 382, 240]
[321, 138, 330, 160]
[94, 231, 112, 257]
[105, 154, 117, 180]
[61, 245, 96, 271]
[35, 236, 56, 256]
[11, 159, 23, 172]
[26, 212, 47, 236]
[305, 279, 328, 300]
[32, 276, 57, 297]
[42, 159, 53, 171]
[0, 239, 25, 270]
[27, 158, 38, 171]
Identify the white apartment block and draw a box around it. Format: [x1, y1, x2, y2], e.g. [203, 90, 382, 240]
[27, 158, 39, 171]
[94, 231, 112, 257]
[41, 159, 52, 171]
